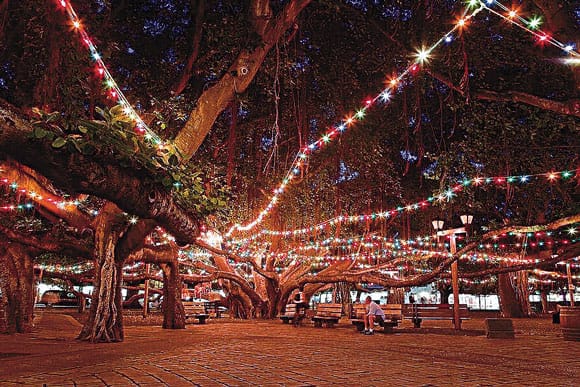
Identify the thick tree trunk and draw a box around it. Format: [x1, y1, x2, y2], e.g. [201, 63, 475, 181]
[516, 270, 531, 316]
[0, 0, 8, 44]
[498, 272, 529, 318]
[226, 283, 255, 319]
[160, 263, 186, 329]
[0, 291, 7, 333]
[33, 6, 62, 110]
[78, 204, 126, 343]
[438, 284, 452, 304]
[265, 278, 282, 318]
[336, 282, 351, 316]
[0, 243, 35, 334]
[389, 287, 405, 304]
[206, 249, 266, 317]
[273, 293, 288, 319]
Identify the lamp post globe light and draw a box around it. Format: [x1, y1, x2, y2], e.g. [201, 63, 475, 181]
[432, 219, 444, 231]
[460, 214, 473, 226]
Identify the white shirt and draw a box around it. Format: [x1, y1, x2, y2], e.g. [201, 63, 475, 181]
[366, 301, 385, 317]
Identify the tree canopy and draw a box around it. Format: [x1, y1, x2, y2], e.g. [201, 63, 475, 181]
[0, 0, 578, 340]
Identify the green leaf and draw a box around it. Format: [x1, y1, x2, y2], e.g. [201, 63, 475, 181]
[33, 127, 48, 139]
[78, 126, 88, 134]
[110, 104, 125, 117]
[51, 137, 67, 149]
[31, 107, 43, 117]
[45, 112, 60, 123]
[71, 139, 83, 154]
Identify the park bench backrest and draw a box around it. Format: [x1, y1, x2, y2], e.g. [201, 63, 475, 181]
[382, 304, 403, 320]
[352, 304, 366, 318]
[205, 301, 221, 316]
[314, 303, 342, 318]
[403, 304, 469, 319]
[283, 303, 297, 316]
[351, 304, 402, 320]
[182, 301, 207, 315]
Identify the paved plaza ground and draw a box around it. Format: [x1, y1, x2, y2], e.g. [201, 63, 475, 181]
[0, 310, 578, 386]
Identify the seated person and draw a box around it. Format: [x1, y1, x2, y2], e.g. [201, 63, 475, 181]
[293, 286, 308, 326]
[363, 296, 385, 335]
[294, 286, 308, 314]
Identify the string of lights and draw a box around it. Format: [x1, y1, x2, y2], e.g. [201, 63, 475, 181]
[227, 0, 579, 237]
[225, 4, 486, 237]
[0, 176, 95, 214]
[228, 169, 578, 241]
[56, 0, 163, 144]
[476, 0, 580, 58]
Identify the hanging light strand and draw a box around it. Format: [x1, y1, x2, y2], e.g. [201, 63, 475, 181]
[226, 4, 486, 237]
[478, 0, 579, 58]
[230, 169, 578, 241]
[57, 1, 163, 144]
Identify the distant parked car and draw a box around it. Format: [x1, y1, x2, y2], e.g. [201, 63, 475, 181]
[40, 290, 88, 308]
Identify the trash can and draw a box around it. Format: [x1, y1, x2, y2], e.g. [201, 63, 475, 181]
[552, 311, 560, 324]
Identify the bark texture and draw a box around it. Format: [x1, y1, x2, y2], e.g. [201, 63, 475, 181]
[174, 0, 312, 160]
[0, 242, 35, 334]
[160, 262, 186, 329]
[498, 272, 528, 318]
[78, 203, 126, 343]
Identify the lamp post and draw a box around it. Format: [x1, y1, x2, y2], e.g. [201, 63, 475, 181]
[142, 263, 151, 318]
[432, 215, 474, 330]
[566, 262, 575, 307]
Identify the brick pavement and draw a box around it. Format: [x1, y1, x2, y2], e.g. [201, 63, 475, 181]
[0, 311, 578, 386]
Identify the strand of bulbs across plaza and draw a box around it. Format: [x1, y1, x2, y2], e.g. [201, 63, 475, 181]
[52, 1, 579, 246]
[44, 0, 580, 278]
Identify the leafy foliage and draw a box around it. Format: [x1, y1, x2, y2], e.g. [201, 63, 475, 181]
[30, 105, 230, 218]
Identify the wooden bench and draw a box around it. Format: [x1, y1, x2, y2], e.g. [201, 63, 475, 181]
[403, 304, 469, 328]
[279, 302, 310, 325]
[205, 301, 225, 318]
[350, 304, 402, 333]
[312, 303, 342, 328]
[279, 303, 299, 324]
[183, 301, 209, 324]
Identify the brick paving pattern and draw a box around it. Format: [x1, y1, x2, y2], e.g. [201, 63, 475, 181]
[0, 310, 578, 386]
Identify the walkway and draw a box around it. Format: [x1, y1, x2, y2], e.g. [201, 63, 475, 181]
[0, 310, 577, 386]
